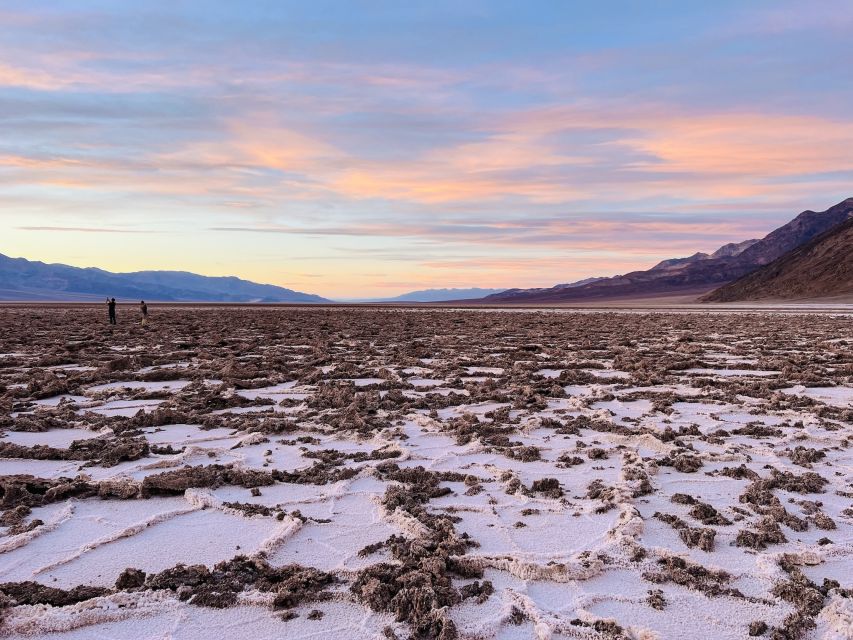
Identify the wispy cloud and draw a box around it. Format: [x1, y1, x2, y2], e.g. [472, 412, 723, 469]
[18, 226, 155, 234]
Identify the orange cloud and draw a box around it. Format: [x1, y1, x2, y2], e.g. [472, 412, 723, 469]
[236, 106, 853, 206]
[496, 105, 853, 199]
[9, 101, 851, 218]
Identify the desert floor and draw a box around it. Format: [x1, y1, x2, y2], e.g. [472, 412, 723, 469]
[0, 306, 851, 639]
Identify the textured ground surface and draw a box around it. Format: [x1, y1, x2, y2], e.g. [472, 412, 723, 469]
[0, 306, 851, 639]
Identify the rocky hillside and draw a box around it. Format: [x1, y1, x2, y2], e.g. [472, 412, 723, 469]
[704, 216, 853, 302]
[481, 198, 853, 303]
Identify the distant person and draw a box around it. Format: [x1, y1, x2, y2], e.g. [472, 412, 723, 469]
[107, 297, 117, 325]
[140, 300, 148, 325]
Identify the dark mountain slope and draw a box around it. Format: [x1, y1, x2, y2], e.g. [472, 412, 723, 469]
[704, 216, 853, 302]
[481, 198, 853, 303]
[478, 277, 608, 303]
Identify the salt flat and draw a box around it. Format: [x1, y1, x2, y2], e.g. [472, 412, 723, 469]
[0, 306, 851, 639]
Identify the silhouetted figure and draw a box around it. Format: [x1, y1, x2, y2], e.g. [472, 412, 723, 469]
[140, 300, 148, 325]
[107, 298, 117, 325]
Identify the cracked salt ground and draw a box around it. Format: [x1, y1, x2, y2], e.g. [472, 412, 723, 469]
[782, 386, 853, 408]
[26, 505, 297, 589]
[267, 491, 398, 572]
[0, 459, 86, 480]
[592, 399, 654, 421]
[703, 353, 760, 364]
[658, 403, 792, 435]
[140, 424, 239, 446]
[636, 483, 772, 584]
[617, 384, 703, 396]
[3, 598, 399, 639]
[405, 388, 468, 398]
[587, 370, 633, 380]
[31, 396, 88, 408]
[683, 368, 782, 377]
[86, 380, 194, 394]
[235, 382, 299, 400]
[465, 368, 504, 375]
[401, 367, 432, 376]
[511, 571, 764, 639]
[433, 490, 622, 558]
[84, 399, 166, 417]
[2, 429, 105, 449]
[136, 363, 191, 373]
[578, 572, 790, 640]
[408, 379, 446, 388]
[0, 307, 852, 639]
[345, 378, 386, 387]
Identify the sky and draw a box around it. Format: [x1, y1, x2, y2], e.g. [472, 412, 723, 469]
[1, 1, 852, 299]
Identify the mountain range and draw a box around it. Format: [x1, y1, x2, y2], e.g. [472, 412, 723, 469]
[704, 215, 853, 302]
[3, 198, 850, 304]
[0, 254, 328, 303]
[364, 288, 506, 302]
[479, 198, 853, 303]
[475, 277, 608, 302]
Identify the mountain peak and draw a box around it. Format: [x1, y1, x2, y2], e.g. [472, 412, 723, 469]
[710, 239, 759, 259]
[649, 252, 710, 272]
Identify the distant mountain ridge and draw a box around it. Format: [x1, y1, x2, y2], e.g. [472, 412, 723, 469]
[710, 239, 761, 259]
[481, 198, 853, 303]
[649, 239, 759, 272]
[704, 216, 853, 302]
[370, 287, 506, 302]
[477, 277, 608, 302]
[0, 254, 328, 302]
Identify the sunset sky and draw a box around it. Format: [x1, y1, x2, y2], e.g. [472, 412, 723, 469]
[2, 1, 852, 299]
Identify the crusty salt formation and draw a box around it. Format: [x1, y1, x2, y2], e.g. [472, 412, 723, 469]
[0, 306, 850, 639]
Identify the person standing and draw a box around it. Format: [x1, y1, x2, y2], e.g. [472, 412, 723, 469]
[107, 298, 117, 325]
[140, 300, 148, 325]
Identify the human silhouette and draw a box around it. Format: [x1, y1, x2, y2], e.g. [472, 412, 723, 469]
[107, 298, 117, 325]
[140, 300, 148, 325]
